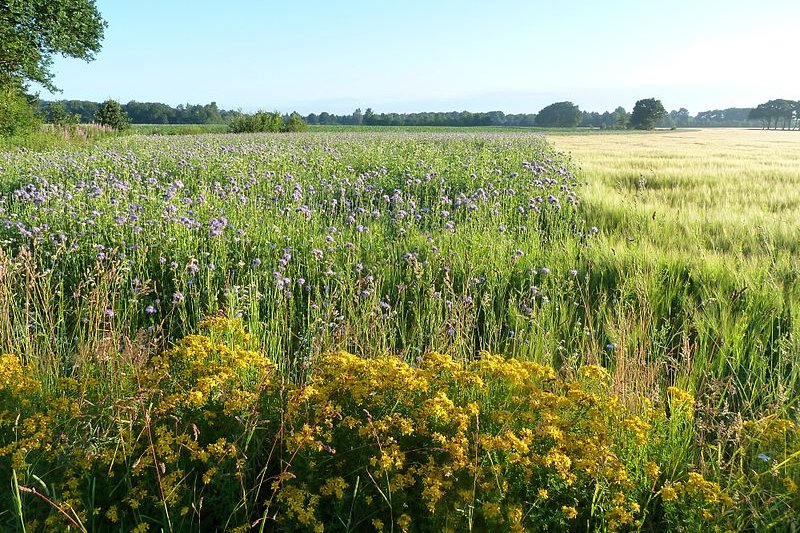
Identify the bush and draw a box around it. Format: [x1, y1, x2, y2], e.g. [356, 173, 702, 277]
[0, 85, 41, 137]
[227, 111, 308, 133]
[284, 112, 308, 132]
[95, 99, 130, 131]
[44, 101, 80, 127]
[228, 111, 284, 133]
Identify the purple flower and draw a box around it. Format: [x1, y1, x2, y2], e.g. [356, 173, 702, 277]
[172, 292, 185, 304]
[145, 305, 157, 314]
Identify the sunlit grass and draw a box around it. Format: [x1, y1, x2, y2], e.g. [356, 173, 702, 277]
[550, 129, 800, 262]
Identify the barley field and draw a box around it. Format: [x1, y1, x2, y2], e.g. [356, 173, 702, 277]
[0, 130, 798, 531]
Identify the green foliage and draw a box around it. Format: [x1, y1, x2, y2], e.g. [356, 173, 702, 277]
[0, 0, 105, 92]
[534, 101, 582, 128]
[227, 111, 308, 133]
[749, 99, 798, 130]
[44, 101, 79, 126]
[629, 98, 666, 130]
[284, 111, 308, 132]
[0, 84, 40, 136]
[228, 110, 284, 133]
[94, 99, 129, 131]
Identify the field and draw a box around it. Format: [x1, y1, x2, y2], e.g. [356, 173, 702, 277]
[0, 129, 798, 531]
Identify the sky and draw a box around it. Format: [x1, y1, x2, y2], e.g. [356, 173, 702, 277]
[40, 0, 799, 115]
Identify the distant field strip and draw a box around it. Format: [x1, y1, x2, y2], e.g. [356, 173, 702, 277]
[550, 129, 800, 263]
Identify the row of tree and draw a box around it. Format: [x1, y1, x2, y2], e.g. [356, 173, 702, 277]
[303, 103, 761, 130]
[748, 99, 800, 130]
[39, 100, 238, 125]
[306, 109, 538, 127]
[40, 98, 766, 131]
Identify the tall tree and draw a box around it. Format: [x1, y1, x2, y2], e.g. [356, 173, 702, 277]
[0, 1, 106, 92]
[629, 98, 666, 130]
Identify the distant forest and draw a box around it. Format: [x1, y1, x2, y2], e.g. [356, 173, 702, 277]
[39, 99, 767, 129]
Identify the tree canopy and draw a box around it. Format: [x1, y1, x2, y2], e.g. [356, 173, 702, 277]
[629, 98, 666, 130]
[749, 99, 798, 130]
[534, 101, 582, 128]
[0, 0, 106, 92]
[95, 99, 129, 131]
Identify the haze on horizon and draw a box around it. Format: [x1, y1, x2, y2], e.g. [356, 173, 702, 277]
[41, 0, 799, 115]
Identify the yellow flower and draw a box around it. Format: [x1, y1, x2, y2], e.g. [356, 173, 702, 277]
[537, 488, 549, 499]
[320, 477, 349, 499]
[105, 505, 118, 523]
[562, 505, 578, 519]
[660, 485, 678, 502]
[666, 386, 695, 419]
[397, 514, 412, 531]
[644, 461, 661, 479]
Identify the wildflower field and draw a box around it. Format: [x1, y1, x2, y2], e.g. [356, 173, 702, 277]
[0, 130, 798, 531]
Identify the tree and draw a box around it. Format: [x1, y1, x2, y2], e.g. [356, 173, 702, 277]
[629, 98, 666, 130]
[0, 1, 105, 136]
[45, 101, 79, 126]
[748, 100, 797, 130]
[534, 102, 582, 128]
[0, 1, 106, 92]
[95, 99, 129, 130]
[283, 112, 308, 132]
[0, 84, 40, 136]
[610, 106, 629, 129]
[669, 108, 691, 128]
[363, 108, 376, 126]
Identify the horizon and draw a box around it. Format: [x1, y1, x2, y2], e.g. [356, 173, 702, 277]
[39, 0, 799, 115]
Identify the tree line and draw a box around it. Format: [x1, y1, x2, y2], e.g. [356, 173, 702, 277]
[304, 102, 761, 129]
[748, 99, 800, 130]
[39, 100, 238, 125]
[37, 98, 768, 131]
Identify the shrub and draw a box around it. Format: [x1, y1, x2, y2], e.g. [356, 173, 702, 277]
[44, 101, 80, 126]
[95, 99, 130, 131]
[228, 111, 284, 133]
[227, 111, 308, 133]
[0, 85, 41, 137]
[284, 111, 308, 132]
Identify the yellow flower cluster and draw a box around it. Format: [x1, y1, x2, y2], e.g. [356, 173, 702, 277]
[666, 386, 695, 419]
[659, 471, 734, 523]
[276, 350, 656, 530]
[2, 321, 797, 531]
[744, 416, 798, 443]
[145, 316, 272, 416]
[0, 317, 272, 531]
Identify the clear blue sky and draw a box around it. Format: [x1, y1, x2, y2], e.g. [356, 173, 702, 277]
[41, 0, 799, 114]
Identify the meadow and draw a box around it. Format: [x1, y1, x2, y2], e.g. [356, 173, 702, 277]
[0, 129, 798, 531]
